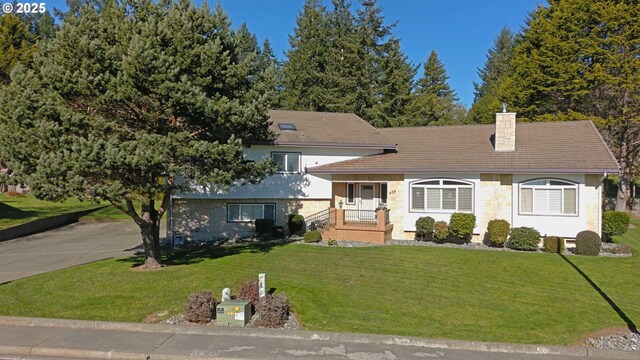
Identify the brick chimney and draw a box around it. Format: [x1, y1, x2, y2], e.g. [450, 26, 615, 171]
[495, 110, 516, 152]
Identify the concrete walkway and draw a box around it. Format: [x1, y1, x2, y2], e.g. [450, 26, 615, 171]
[0, 317, 635, 360]
[0, 220, 146, 283]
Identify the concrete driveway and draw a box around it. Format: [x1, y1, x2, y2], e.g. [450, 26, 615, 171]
[0, 220, 154, 283]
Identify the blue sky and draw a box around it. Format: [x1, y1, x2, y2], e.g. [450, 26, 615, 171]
[43, 0, 543, 107]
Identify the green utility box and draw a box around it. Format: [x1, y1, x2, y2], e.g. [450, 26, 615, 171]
[216, 300, 252, 327]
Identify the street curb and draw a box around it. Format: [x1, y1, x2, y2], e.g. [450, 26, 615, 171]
[0, 316, 638, 359]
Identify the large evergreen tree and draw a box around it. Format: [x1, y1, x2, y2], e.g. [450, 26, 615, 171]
[468, 27, 515, 124]
[503, 0, 640, 210]
[371, 38, 416, 127]
[0, 0, 275, 268]
[406, 50, 464, 126]
[281, 0, 330, 111]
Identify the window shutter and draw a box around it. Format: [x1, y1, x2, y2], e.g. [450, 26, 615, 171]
[426, 188, 440, 210]
[412, 187, 425, 210]
[563, 188, 577, 214]
[458, 188, 472, 212]
[521, 188, 533, 213]
[442, 188, 456, 210]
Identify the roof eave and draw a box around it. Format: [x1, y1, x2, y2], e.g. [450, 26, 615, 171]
[308, 168, 620, 175]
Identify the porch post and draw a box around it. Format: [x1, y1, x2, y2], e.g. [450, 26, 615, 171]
[335, 208, 345, 229]
[376, 208, 386, 229]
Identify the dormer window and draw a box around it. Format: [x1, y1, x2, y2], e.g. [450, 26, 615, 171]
[277, 123, 297, 131]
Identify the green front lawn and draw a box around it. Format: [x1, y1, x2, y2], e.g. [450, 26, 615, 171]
[0, 222, 638, 346]
[0, 194, 132, 229]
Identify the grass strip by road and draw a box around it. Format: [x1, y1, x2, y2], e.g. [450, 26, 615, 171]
[0, 194, 132, 229]
[0, 221, 638, 346]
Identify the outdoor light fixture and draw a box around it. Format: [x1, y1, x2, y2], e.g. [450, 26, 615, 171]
[338, 199, 343, 209]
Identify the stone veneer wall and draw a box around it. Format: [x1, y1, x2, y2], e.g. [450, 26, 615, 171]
[479, 174, 513, 241]
[585, 174, 602, 233]
[331, 174, 406, 240]
[171, 198, 330, 242]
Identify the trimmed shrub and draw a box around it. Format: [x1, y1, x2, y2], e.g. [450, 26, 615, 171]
[507, 227, 541, 251]
[543, 236, 565, 254]
[303, 230, 322, 243]
[487, 219, 510, 246]
[236, 278, 259, 308]
[184, 290, 218, 324]
[272, 226, 285, 238]
[415, 216, 435, 241]
[433, 221, 449, 242]
[602, 211, 631, 240]
[253, 294, 290, 328]
[449, 213, 476, 239]
[255, 219, 274, 236]
[288, 214, 305, 235]
[575, 230, 602, 256]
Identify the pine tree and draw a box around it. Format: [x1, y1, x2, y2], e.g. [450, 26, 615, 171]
[468, 27, 515, 124]
[0, 0, 275, 268]
[503, 0, 640, 210]
[407, 50, 464, 126]
[281, 0, 331, 111]
[0, 14, 36, 83]
[353, 0, 394, 121]
[371, 38, 416, 127]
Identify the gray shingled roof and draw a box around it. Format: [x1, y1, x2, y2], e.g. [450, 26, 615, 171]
[268, 110, 396, 149]
[308, 121, 619, 174]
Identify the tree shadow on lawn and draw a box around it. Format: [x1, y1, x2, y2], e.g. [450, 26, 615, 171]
[560, 254, 638, 334]
[117, 239, 295, 268]
[0, 202, 42, 219]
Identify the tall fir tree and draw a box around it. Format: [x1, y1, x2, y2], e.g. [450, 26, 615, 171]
[371, 38, 416, 127]
[502, 0, 640, 210]
[407, 50, 464, 126]
[468, 27, 515, 124]
[0, 0, 275, 268]
[281, 0, 330, 111]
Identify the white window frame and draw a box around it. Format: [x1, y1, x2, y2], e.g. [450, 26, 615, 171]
[271, 152, 301, 174]
[346, 183, 355, 204]
[227, 203, 276, 223]
[519, 179, 578, 216]
[409, 179, 474, 213]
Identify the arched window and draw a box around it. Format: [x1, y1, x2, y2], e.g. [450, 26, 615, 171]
[520, 179, 577, 215]
[410, 179, 473, 213]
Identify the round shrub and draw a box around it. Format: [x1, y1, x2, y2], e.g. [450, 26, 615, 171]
[449, 213, 476, 239]
[507, 227, 541, 251]
[415, 216, 435, 241]
[303, 230, 322, 243]
[433, 221, 449, 242]
[254, 218, 274, 236]
[543, 236, 565, 254]
[602, 211, 631, 239]
[487, 219, 510, 246]
[184, 290, 218, 324]
[288, 214, 305, 235]
[254, 294, 290, 328]
[575, 230, 601, 256]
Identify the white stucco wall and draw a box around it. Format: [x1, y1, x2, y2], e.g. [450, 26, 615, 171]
[511, 174, 601, 238]
[176, 145, 381, 200]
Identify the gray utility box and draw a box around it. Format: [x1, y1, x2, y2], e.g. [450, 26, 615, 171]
[216, 300, 252, 327]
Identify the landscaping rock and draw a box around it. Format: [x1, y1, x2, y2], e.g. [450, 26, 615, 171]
[586, 332, 639, 352]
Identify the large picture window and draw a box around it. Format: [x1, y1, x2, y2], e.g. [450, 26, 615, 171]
[271, 152, 301, 173]
[520, 179, 577, 215]
[227, 203, 276, 222]
[410, 179, 473, 212]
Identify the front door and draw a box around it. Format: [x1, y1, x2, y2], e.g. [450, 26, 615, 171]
[359, 184, 375, 211]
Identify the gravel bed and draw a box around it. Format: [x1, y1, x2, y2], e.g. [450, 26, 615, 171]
[586, 332, 639, 352]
